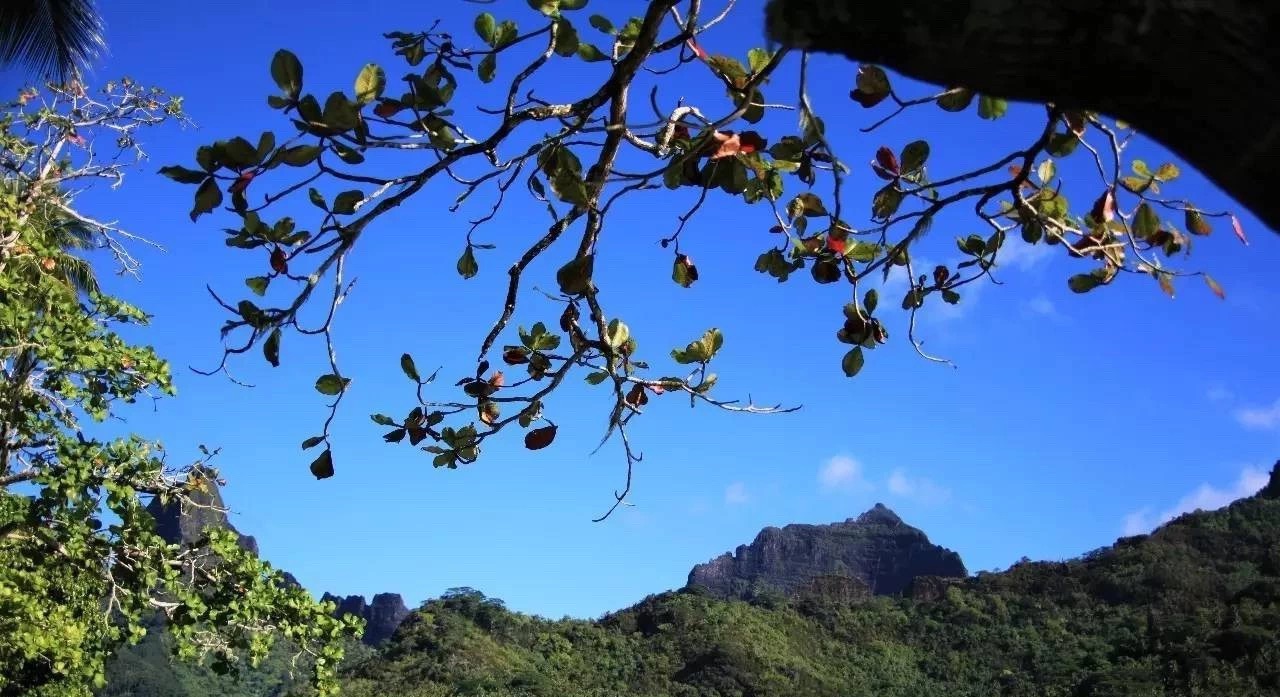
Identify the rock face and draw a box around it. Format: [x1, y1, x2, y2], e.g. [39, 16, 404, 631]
[145, 467, 260, 555]
[146, 469, 409, 645]
[320, 592, 411, 646]
[687, 503, 967, 600]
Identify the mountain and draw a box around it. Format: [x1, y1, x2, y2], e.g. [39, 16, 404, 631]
[112, 462, 1280, 697]
[143, 471, 406, 647]
[687, 503, 967, 600]
[337, 462, 1280, 697]
[320, 592, 411, 646]
[145, 466, 262, 556]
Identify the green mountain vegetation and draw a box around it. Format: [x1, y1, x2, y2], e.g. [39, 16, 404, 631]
[104, 464, 1280, 697]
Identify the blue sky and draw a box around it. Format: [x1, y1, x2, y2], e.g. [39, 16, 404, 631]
[10, 0, 1280, 620]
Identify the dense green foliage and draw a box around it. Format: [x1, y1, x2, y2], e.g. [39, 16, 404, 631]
[104, 473, 1280, 696]
[0, 81, 358, 696]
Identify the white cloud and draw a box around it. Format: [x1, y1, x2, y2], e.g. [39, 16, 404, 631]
[886, 469, 951, 505]
[1121, 466, 1270, 535]
[1234, 399, 1280, 430]
[995, 240, 1053, 272]
[818, 455, 872, 493]
[724, 482, 750, 505]
[1025, 295, 1058, 318]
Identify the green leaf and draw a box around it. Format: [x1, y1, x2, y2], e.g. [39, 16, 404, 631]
[871, 185, 903, 220]
[401, 353, 420, 381]
[474, 12, 497, 44]
[977, 96, 1008, 119]
[280, 144, 321, 166]
[1036, 159, 1056, 184]
[941, 289, 961, 305]
[1133, 203, 1160, 240]
[671, 328, 724, 364]
[315, 373, 350, 396]
[371, 413, 397, 426]
[841, 347, 865, 377]
[747, 47, 772, 74]
[354, 64, 386, 105]
[190, 177, 222, 222]
[332, 190, 363, 215]
[245, 276, 269, 296]
[159, 165, 209, 184]
[585, 371, 609, 385]
[861, 290, 878, 316]
[577, 43, 608, 61]
[899, 140, 930, 173]
[553, 18, 581, 56]
[301, 436, 325, 450]
[271, 49, 304, 98]
[589, 13, 615, 33]
[478, 54, 497, 83]
[457, 246, 479, 279]
[263, 327, 282, 367]
[1155, 162, 1180, 181]
[309, 449, 335, 479]
[555, 255, 594, 295]
[1048, 132, 1079, 157]
[936, 87, 974, 112]
[1068, 273, 1102, 294]
[605, 318, 630, 348]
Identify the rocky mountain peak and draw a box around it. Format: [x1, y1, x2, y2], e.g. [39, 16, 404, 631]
[687, 504, 966, 600]
[1261, 461, 1280, 500]
[852, 502, 904, 527]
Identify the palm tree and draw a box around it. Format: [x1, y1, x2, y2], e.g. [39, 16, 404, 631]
[0, 0, 105, 82]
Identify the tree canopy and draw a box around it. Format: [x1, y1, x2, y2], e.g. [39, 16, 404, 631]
[165, 0, 1252, 519]
[0, 79, 358, 696]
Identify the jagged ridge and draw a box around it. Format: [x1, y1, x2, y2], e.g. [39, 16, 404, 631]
[686, 502, 967, 600]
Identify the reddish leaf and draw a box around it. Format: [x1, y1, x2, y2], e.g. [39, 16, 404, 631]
[874, 146, 899, 176]
[67, 132, 86, 147]
[737, 131, 767, 155]
[269, 246, 288, 274]
[229, 170, 255, 195]
[1231, 215, 1249, 245]
[487, 371, 505, 388]
[625, 383, 648, 407]
[850, 89, 888, 108]
[1090, 190, 1116, 223]
[1064, 111, 1087, 136]
[1204, 274, 1226, 300]
[373, 100, 406, 118]
[826, 235, 847, 255]
[708, 131, 743, 160]
[524, 425, 557, 450]
[502, 347, 529, 365]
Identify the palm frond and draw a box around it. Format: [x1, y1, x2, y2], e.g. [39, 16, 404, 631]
[53, 254, 98, 295]
[0, 0, 105, 81]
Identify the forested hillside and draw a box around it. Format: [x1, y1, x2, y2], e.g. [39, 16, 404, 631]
[106, 465, 1280, 697]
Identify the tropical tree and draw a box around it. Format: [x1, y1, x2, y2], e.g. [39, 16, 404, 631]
[165, 0, 1256, 519]
[0, 80, 358, 697]
[0, 0, 105, 81]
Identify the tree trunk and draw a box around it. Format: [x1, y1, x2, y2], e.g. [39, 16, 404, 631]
[764, 0, 1280, 234]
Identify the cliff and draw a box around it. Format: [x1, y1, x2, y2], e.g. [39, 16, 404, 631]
[145, 468, 407, 645]
[687, 503, 967, 599]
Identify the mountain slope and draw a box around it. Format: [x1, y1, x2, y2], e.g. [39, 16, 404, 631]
[340, 463, 1280, 697]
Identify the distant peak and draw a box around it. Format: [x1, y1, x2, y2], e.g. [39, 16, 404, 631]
[1262, 460, 1280, 500]
[853, 502, 903, 526]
